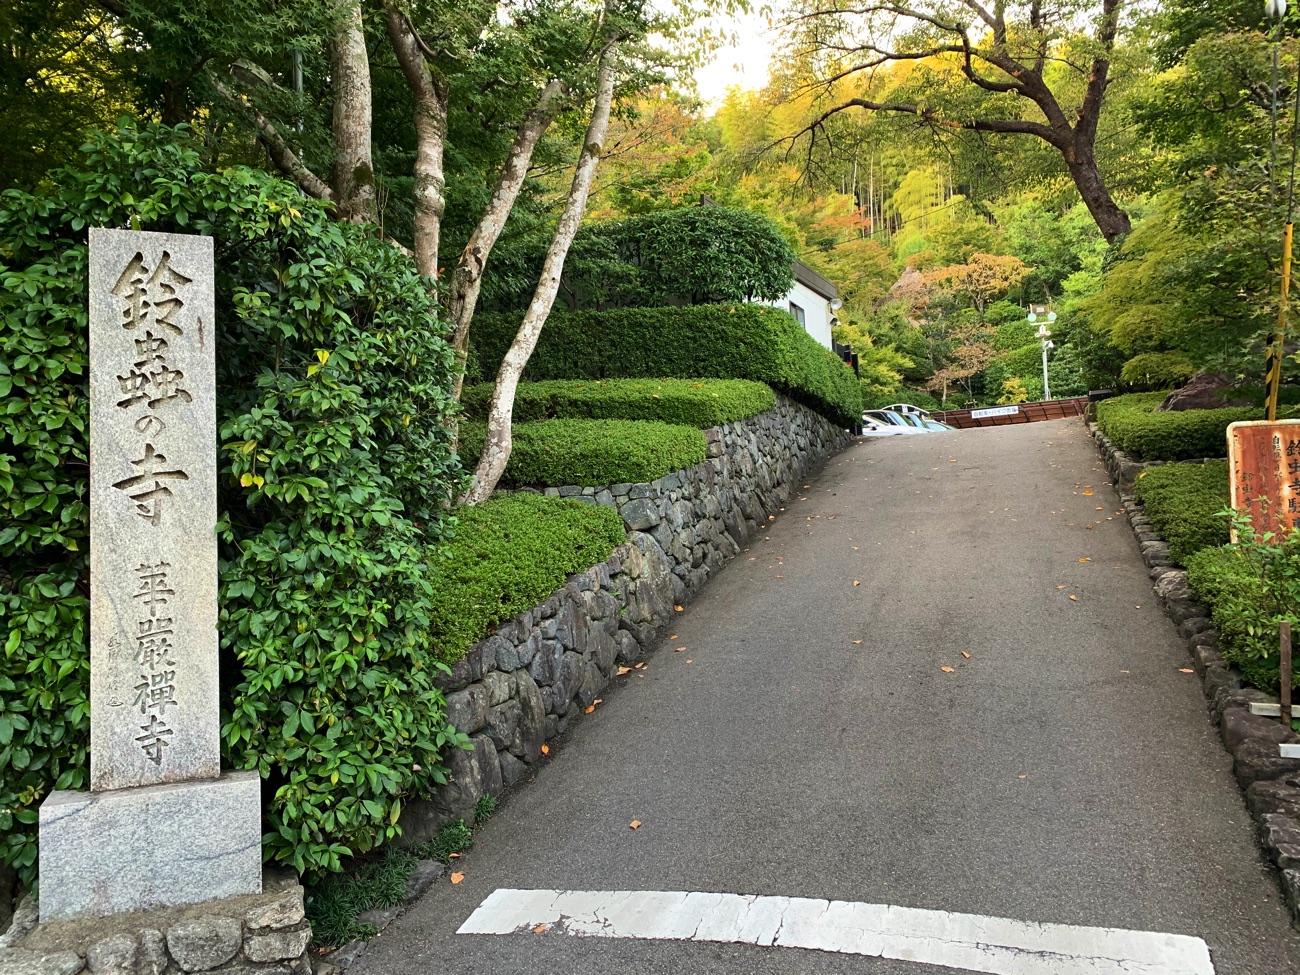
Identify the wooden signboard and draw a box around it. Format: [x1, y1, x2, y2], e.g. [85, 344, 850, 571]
[1227, 419, 1300, 541]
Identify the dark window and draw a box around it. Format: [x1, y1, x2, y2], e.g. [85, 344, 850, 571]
[789, 301, 805, 325]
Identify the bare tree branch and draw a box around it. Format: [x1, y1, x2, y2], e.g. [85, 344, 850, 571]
[447, 78, 569, 401]
[461, 35, 619, 505]
[384, 1, 450, 282]
[209, 76, 334, 202]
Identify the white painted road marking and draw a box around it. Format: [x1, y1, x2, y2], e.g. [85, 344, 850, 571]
[458, 889, 1215, 975]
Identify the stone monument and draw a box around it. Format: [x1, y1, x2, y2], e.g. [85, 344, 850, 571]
[37, 229, 262, 922]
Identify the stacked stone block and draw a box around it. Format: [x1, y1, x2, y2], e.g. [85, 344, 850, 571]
[0, 875, 309, 975]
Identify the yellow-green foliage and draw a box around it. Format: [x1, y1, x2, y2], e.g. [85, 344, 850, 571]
[459, 419, 706, 488]
[426, 495, 627, 665]
[460, 379, 774, 428]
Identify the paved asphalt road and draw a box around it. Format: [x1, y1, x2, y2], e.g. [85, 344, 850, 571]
[352, 420, 1300, 974]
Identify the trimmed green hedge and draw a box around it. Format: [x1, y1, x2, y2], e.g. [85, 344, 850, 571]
[1186, 545, 1300, 692]
[461, 378, 776, 428]
[1096, 392, 1298, 460]
[459, 419, 707, 488]
[469, 304, 862, 428]
[426, 494, 627, 664]
[1133, 462, 1231, 565]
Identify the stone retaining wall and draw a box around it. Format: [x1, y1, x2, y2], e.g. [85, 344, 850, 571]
[399, 396, 852, 841]
[1088, 420, 1300, 925]
[0, 874, 310, 975]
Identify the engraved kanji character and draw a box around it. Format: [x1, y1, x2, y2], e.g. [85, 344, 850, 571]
[132, 562, 174, 615]
[135, 714, 173, 766]
[112, 444, 188, 525]
[1287, 439, 1300, 457]
[133, 670, 177, 714]
[135, 635, 175, 669]
[111, 252, 191, 335]
[116, 331, 192, 411]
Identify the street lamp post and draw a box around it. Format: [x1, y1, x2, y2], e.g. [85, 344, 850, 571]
[1028, 307, 1057, 401]
[1266, 0, 1294, 420]
[1271, 0, 1288, 196]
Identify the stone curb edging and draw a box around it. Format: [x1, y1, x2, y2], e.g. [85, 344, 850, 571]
[0, 874, 311, 975]
[1088, 420, 1300, 927]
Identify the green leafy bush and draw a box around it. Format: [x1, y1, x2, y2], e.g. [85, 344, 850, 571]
[0, 122, 464, 884]
[1133, 462, 1231, 564]
[1187, 534, 1300, 693]
[485, 206, 796, 310]
[469, 303, 861, 427]
[459, 419, 706, 489]
[426, 493, 627, 665]
[1096, 392, 1296, 460]
[461, 378, 775, 428]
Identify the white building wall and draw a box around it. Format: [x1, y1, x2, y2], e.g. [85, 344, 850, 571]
[761, 281, 835, 350]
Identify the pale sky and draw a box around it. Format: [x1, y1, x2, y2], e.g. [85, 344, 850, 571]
[691, 9, 778, 108]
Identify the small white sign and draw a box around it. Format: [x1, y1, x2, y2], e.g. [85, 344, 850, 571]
[970, 405, 1021, 419]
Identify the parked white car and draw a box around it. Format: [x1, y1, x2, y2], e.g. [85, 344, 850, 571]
[863, 410, 928, 435]
[862, 409, 954, 436]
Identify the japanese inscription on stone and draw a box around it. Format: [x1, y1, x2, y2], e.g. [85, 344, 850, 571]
[89, 229, 218, 791]
[1227, 419, 1300, 542]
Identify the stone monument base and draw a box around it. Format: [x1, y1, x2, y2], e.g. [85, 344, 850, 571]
[38, 771, 262, 922]
[0, 871, 310, 975]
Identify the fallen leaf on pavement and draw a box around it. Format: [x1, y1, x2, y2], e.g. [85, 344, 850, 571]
[674, 605, 684, 612]
[634, 662, 646, 669]
[669, 634, 678, 639]
[853, 640, 863, 645]
[629, 820, 642, 830]
[853, 580, 861, 586]
[675, 646, 686, 652]
[1082, 490, 1094, 496]
[852, 546, 860, 551]
[941, 665, 955, 673]
[448, 852, 461, 859]
[616, 666, 631, 676]
[1079, 558, 1091, 563]
[1120, 670, 1130, 674]
[1056, 585, 1068, 590]
[685, 659, 693, 664]
[776, 575, 784, 579]
[585, 705, 595, 714]
[1068, 595, 1078, 601]
[961, 651, 971, 659]
[1179, 668, 1194, 674]
[450, 872, 464, 885]
[1017, 775, 1028, 780]
[541, 744, 550, 755]
[532, 924, 549, 934]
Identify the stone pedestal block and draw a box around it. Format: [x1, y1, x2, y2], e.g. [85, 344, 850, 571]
[38, 772, 261, 922]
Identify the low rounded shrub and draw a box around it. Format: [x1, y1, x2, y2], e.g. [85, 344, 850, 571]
[1096, 392, 1298, 460]
[469, 304, 862, 428]
[460, 378, 776, 428]
[459, 419, 706, 488]
[426, 494, 627, 665]
[1133, 462, 1231, 565]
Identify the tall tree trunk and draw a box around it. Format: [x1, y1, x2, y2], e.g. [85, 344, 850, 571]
[384, 4, 448, 281]
[460, 46, 618, 505]
[330, 0, 377, 224]
[448, 79, 567, 402]
[1064, 138, 1130, 244]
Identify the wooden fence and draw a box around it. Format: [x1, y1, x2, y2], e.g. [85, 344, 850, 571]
[932, 397, 1089, 430]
